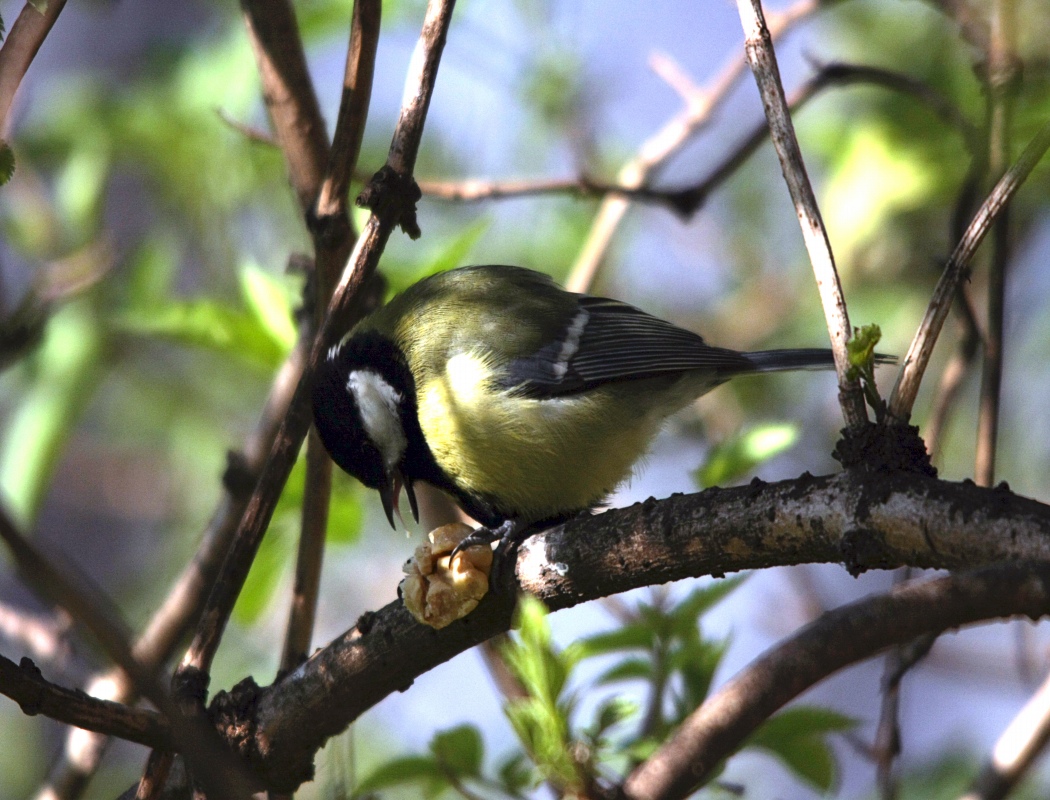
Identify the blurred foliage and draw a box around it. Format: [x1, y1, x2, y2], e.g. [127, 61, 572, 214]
[358, 588, 856, 797]
[694, 422, 800, 488]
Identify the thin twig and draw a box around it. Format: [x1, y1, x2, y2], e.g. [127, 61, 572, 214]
[240, 0, 330, 213]
[0, 653, 170, 748]
[736, 0, 866, 428]
[0, 503, 254, 798]
[958, 668, 1050, 800]
[37, 333, 311, 800]
[174, 0, 457, 686]
[419, 60, 977, 223]
[974, 0, 1018, 487]
[887, 116, 1050, 423]
[565, 0, 818, 293]
[278, 0, 381, 681]
[0, 0, 67, 136]
[621, 564, 1050, 800]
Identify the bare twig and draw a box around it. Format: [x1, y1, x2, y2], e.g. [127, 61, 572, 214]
[240, 0, 330, 213]
[974, 0, 1019, 487]
[0, 0, 67, 136]
[958, 668, 1050, 800]
[419, 60, 977, 224]
[279, 0, 382, 681]
[736, 0, 866, 428]
[0, 653, 169, 748]
[175, 0, 457, 685]
[38, 334, 311, 800]
[622, 564, 1050, 800]
[888, 116, 1050, 423]
[565, 0, 818, 293]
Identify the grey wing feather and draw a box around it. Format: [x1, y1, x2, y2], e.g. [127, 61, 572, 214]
[500, 295, 754, 398]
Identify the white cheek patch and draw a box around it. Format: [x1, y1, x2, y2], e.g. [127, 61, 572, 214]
[347, 370, 408, 469]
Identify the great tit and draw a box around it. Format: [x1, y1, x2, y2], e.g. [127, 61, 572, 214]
[312, 264, 857, 544]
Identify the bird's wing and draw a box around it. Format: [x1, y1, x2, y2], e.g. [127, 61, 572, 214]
[498, 295, 752, 398]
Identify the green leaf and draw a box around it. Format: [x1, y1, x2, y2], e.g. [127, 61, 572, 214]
[240, 263, 297, 353]
[592, 696, 638, 735]
[0, 141, 13, 185]
[576, 623, 656, 658]
[116, 296, 287, 371]
[747, 706, 856, 791]
[496, 751, 535, 797]
[671, 637, 729, 717]
[0, 303, 103, 526]
[233, 513, 293, 624]
[846, 323, 883, 381]
[695, 424, 799, 488]
[420, 218, 489, 280]
[430, 724, 484, 778]
[594, 657, 653, 686]
[668, 576, 748, 633]
[356, 755, 446, 793]
[502, 596, 574, 704]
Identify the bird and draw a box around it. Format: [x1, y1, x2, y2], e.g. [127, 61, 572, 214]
[312, 264, 874, 548]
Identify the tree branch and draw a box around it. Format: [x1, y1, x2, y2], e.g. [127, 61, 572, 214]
[174, 0, 457, 688]
[218, 470, 1050, 791]
[565, 0, 818, 293]
[888, 115, 1050, 423]
[0, 0, 67, 137]
[240, 0, 330, 213]
[622, 563, 1050, 800]
[736, 0, 866, 428]
[959, 667, 1050, 800]
[0, 653, 169, 749]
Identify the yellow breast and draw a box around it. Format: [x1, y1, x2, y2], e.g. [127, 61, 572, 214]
[416, 352, 660, 521]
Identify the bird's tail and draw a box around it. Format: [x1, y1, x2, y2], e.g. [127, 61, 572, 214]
[741, 348, 897, 373]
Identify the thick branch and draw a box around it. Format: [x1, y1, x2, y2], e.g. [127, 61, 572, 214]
[736, 0, 866, 427]
[623, 563, 1050, 800]
[233, 470, 1050, 791]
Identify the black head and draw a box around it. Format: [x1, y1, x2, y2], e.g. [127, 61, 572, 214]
[312, 330, 421, 527]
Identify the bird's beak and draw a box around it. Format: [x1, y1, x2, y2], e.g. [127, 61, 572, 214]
[379, 467, 420, 530]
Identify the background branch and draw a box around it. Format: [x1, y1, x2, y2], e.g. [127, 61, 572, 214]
[565, 0, 817, 293]
[974, 0, 1018, 487]
[0, 653, 169, 749]
[736, 0, 866, 428]
[888, 116, 1050, 423]
[0, 0, 67, 137]
[959, 667, 1050, 800]
[622, 563, 1050, 800]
